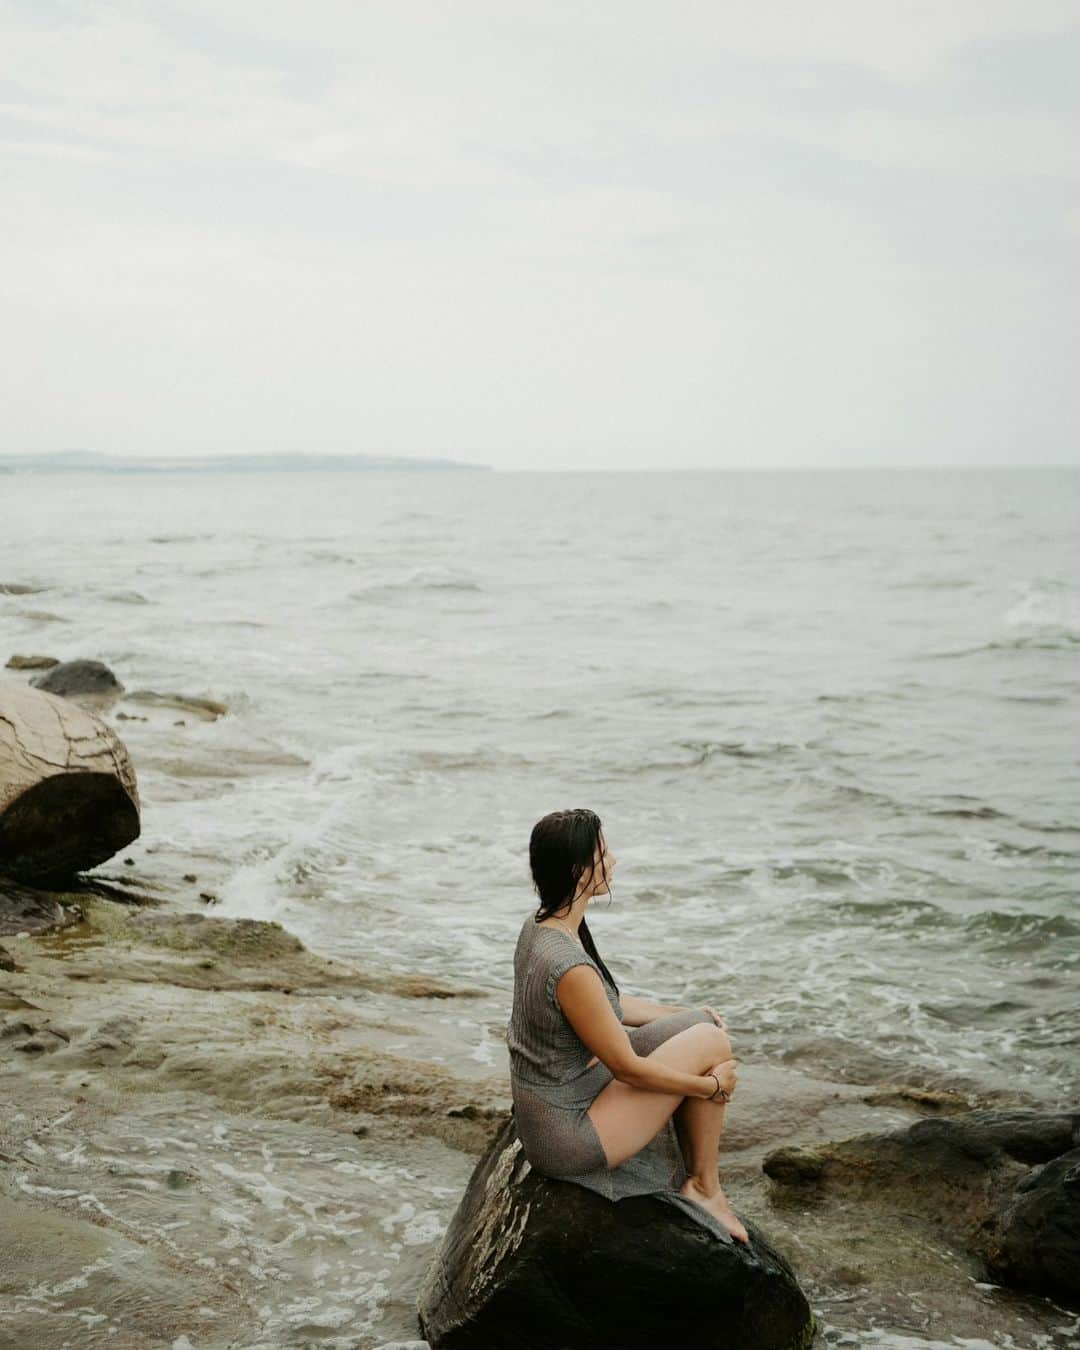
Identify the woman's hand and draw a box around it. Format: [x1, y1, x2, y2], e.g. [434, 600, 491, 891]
[702, 1005, 727, 1031]
[706, 1056, 738, 1100]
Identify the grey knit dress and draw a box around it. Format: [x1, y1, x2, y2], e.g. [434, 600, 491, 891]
[505, 914, 736, 1244]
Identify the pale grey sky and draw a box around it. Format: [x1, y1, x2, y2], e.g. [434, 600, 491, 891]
[2, 1, 1077, 470]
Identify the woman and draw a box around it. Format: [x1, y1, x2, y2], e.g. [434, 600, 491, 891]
[506, 807, 748, 1245]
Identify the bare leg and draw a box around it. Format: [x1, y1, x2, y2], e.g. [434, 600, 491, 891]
[586, 1023, 748, 1243]
[673, 1092, 748, 1243]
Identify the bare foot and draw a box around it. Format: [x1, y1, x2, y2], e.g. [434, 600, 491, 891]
[679, 1177, 750, 1244]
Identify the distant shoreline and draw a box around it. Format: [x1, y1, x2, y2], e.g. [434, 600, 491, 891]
[0, 451, 489, 474]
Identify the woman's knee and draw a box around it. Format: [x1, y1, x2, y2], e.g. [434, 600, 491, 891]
[687, 1021, 731, 1065]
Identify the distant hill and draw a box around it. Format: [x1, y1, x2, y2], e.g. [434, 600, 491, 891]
[0, 451, 489, 473]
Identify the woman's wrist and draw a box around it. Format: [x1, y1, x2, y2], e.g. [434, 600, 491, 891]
[700, 1072, 731, 1102]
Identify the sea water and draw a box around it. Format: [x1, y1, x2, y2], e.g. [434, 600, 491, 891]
[1, 466, 1077, 1347]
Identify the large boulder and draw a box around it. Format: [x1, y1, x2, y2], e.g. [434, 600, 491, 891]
[987, 1146, 1080, 1304]
[0, 681, 140, 884]
[764, 1108, 1080, 1305]
[418, 1117, 814, 1350]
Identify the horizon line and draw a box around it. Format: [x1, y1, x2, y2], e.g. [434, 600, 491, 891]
[0, 452, 1075, 473]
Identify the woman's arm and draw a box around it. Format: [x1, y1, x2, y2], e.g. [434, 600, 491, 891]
[620, 995, 728, 1030]
[619, 994, 686, 1026]
[556, 967, 726, 1099]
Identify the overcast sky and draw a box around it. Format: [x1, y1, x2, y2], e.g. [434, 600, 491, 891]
[2, 1, 1077, 470]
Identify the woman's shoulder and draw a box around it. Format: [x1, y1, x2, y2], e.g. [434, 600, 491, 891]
[515, 914, 592, 962]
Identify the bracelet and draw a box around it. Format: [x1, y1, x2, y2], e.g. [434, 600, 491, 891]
[707, 1073, 730, 1103]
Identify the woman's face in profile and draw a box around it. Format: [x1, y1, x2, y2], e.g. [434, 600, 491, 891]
[588, 831, 617, 896]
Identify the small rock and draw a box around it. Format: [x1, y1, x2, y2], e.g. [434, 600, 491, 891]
[183, 873, 198, 883]
[127, 689, 228, 721]
[5, 655, 59, 670]
[123, 857, 135, 866]
[446, 1103, 503, 1120]
[31, 659, 124, 700]
[199, 892, 218, 905]
[863, 1085, 973, 1113]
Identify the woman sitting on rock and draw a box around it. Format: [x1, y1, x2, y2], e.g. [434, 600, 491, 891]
[506, 807, 747, 1244]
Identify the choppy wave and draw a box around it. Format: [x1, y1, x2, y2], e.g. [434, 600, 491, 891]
[348, 567, 483, 601]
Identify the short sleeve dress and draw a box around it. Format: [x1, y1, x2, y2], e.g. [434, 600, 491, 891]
[505, 914, 735, 1244]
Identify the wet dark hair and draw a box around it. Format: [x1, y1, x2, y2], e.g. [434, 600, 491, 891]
[529, 808, 619, 994]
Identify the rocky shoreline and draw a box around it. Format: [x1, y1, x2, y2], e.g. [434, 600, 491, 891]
[2, 871, 1077, 1348]
[1, 664, 1077, 1348]
[0, 872, 506, 1348]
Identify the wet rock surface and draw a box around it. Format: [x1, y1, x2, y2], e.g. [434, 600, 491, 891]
[0, 876, 84, 937]
[989, 1146, 1080, 1302]
[1, 887, 1075, 1348]
[764, 1108, 1080, 1307]
[0, 887, 506, 1348]
[418, 1116, 814, 1350]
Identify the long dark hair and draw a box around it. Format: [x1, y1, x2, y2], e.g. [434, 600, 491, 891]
[529, 808, 619, 994]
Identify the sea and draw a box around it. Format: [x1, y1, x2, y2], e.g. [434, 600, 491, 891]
[1, 465, 1077, 1348]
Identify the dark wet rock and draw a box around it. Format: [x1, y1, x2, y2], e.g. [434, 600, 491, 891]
[764, 1108, 1080, 1306]
[126, 689, 228, 721]
[31, 658, 124, 700]
[445, 1103, 504, 1121]
[0, 943, 15, 971]
[418, 1117, 814, 1350]
[0, 876, 83, 937]
[5, 654, 59, 670]
[896, 1110, 1079, 1167]
[762, 1145, 825, 1183]
[0, 682, 140, 884]
[69, 875, 161, 909]
[987, 1147, 1080, 1303]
